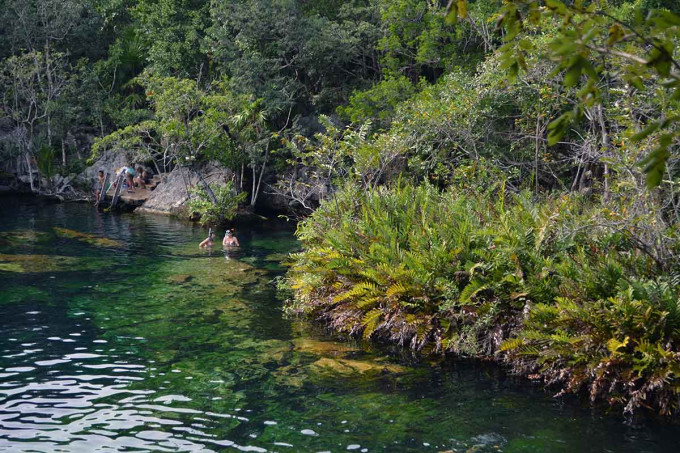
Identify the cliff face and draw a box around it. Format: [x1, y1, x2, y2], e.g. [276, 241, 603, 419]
[82, 150, 130, 184]
[137, 162, 235, 216]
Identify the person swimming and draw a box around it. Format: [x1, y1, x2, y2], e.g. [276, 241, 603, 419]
[199, 229, 215, 248]
[223, 229, 240, 247]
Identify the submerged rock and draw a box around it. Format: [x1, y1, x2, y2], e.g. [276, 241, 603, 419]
[0, 230, 50, 246]
[0, 253, 81, 273]
[167, 274, 194, 285]
[292, 338, 360, 357]
[54, 227, 122, 248]
[309, 357, 405, 376]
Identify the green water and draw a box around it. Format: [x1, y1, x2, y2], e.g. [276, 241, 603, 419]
[0, 197, 678, 452]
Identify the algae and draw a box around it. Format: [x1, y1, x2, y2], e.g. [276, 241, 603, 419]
[0, 262, 23, 272]
[54, 227, 123, 248]
[309, 357, 406, 375]
[0, 252, 114, 274]
[0, 230, 50, 247]
[0, 253, 80, 273]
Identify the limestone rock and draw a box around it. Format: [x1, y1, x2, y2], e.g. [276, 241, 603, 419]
[137, 162, 235, 216]
[309, 357, 405, 375]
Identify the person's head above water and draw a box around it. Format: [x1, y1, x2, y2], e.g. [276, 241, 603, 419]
[225, 229, 233, 237]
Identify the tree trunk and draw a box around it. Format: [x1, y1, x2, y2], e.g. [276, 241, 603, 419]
[251, 165, 256, 207]
[45, 42, 53, 148]
[535, 114, 541, 194]
[62, 140, 66, 166]
[250, 146, 269, 207]
[194, 168, 218, 206]
[25, 152, 35, 193]
[596, 104, 610, 202]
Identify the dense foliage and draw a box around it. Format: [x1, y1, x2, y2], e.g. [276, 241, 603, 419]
[1, 0, 679, 416]
[287, 179, 680, 415]
[187, 181, 246, 226]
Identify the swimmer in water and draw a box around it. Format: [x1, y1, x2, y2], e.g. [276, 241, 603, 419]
[199, 229, 215, 248]
[223, 229, 240, 247]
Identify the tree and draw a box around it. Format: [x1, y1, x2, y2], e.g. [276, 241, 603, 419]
[447, 0, 680, 188]
[131, 0, 210, 77]
[91, 74, 275, 207]
[206, 0, 382, 121]
[0, 0, 106, 60]
[0, 51, 73, 192]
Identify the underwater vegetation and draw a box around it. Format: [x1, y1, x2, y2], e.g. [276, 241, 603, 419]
[286, 181, 680, 416]
[2, 199, 679, 451]
[54, 227, 123, 248]
[0, 253, 103, 273]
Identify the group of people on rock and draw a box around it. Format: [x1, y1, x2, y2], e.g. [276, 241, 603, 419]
[94, 165, 240, 250]
[200, 228, 240, 248]
[94, 165, 154, 201]
[117, 166, 153, 192]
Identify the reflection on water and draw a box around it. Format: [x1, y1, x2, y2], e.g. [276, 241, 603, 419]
[0, 197, 679, 452]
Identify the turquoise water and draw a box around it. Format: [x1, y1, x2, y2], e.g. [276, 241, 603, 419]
[0, 197, 678, 452]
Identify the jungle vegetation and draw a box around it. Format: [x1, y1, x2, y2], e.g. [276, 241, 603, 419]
[1, 0, 679, 416]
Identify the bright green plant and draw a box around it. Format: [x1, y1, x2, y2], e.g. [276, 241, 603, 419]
[501, 278, 680, 415]
[447, 0, 680, 188]
[186, 181, 246, 226]
[286, 166, 678, 414]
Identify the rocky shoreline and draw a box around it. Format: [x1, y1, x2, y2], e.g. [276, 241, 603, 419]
[1, 151, 292, 222]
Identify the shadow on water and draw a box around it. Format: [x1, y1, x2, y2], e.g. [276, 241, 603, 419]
[0, 196, 679, 452]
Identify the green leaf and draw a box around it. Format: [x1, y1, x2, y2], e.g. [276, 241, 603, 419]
[528, 1, 541, 25]
[647, 44, 673, 77]
[627, 75, 645, 91]
[457, 0, 468, 19]
[606, 23, 625, 46]
[564, 56, 583, 88]
[607, 336, 630, 354]
[445, 1, 457, 25]
[547, 111, 574, 146]
[508, 61, 520, 83]
[630, 122, 660, 142]
[647, 10, 680, 28]
[545, 0, 568, 15]
[459, 279, 487, 303]
[641, 143, 671, 189]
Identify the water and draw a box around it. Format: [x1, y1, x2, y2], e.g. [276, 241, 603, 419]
[0, 197, 678, 452]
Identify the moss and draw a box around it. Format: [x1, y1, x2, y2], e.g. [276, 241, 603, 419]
[0, 253, 80, 273]
[0, 230, 50, 247]
[54, 227, 123, 248]
[166, 274, 194, 285]
[0, 262, 23, 273]
[309, 357, 406, 376]
[292, 338, 360, 357]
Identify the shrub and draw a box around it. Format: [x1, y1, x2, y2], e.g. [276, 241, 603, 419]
[286, 175, 680, 415]
[187, 182, 246, 226]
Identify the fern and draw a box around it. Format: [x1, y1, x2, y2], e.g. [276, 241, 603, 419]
[333, 281, 378, 303]
[362, 309, 383, 340]
[386, 282, 408, 297]
[499, 337, 526, 352]
[459, 279, 487, 303]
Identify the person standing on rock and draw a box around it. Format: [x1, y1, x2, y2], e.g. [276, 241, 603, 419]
[94, 170, 105, 202]
[117, 166, 136, 192]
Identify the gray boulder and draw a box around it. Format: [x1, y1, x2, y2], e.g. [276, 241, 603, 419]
[137, 162, 235, 216]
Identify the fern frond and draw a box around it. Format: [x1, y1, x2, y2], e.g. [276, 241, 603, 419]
[459, 279, 487, 303]
[362, 309, 383, 340]
[386, 282, 408, 297]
